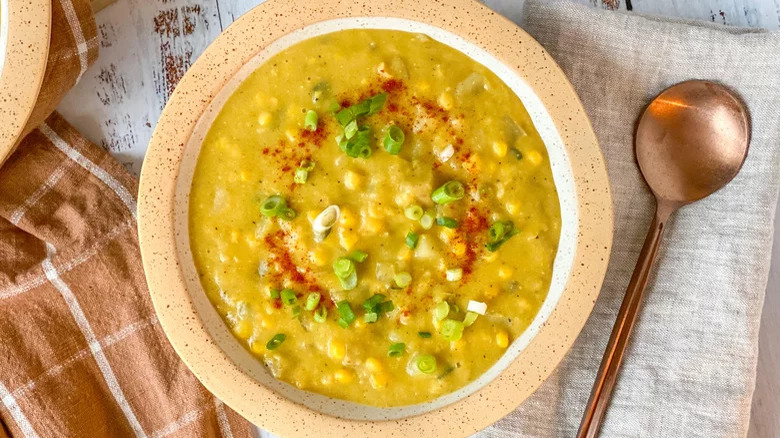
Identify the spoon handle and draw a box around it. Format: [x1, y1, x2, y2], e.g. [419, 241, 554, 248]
[577, 203, 673, 438]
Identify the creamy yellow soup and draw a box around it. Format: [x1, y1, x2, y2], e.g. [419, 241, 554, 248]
[189, 29, 561, 406]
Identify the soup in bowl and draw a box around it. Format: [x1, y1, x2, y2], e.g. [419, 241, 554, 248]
[139, 0, 611, 435]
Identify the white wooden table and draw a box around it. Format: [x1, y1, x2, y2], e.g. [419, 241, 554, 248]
[58, 0, 780, 436]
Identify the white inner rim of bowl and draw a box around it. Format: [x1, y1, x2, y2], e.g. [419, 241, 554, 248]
[175, 17, 578, 420]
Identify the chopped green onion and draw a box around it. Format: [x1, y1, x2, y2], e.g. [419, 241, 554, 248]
[383, 125, 405, 154]
[509, 146, 523, 160]
[463, 311, 478, 327]
[280, 289, 297, 305]
[305, 293, 321, 311]
[328, 101, 341, 113]
[420, 211, 435, 230]
[437, 365, 457, 380]
[333, 258, 356, 278]
[440, 319, 464, 341]
[445, 268, 463, 282]
[314, 306, 328, 323]
[299, 159, 315, 171]
[436, 216, 458, 228]
[268, 289, 281, 299]
[312, 205, 340, 242]
[404, 205, 424, 220]
[294, 168, 309, 184]
[431, 181, 465, 204]
[260, 195, 286, 217]
[378, 300, 394, 314]
[433, 302, 450, 321]
[336, 301, 356, 327]
[337, 271, 357, 290]
[364, 312, 378, 323]
[388, 343, 406, 357]
[418, 331, 432, 339]
[415, 354, 437, 374]
[304, 110, 318, 131]
[334, 92, 387, 126]
[266, 333, 286, 350]
[406, 231, 419, 249]
[394, 272, 412, 288]
[348, 250, 368, 263]
[341, 126, 372, 158]
[368, 93, 387, 115]
[344, 120, 358, 139]
[278, 208, 297, 221]
[291, 304, 301, 319]
[486, 221, 519, 252]
[362, 294, 386, 312]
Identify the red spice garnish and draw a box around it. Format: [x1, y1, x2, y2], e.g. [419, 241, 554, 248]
[381, 78, 405, 93]
[458, 207, 490, 277]
[263, 231, 328, 304]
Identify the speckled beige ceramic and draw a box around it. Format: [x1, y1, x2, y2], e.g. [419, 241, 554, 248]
[138, 0, 613, 436]
[0, 0, 51, 166]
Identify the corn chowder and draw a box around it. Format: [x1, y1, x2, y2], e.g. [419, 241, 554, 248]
[189, 29, 561, 406]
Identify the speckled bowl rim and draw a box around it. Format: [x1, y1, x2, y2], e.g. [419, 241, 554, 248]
[0, 0, 51, 166]
[138, 0, 614, 436]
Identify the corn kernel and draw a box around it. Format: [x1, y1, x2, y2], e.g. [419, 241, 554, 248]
[344, 171, 362, 190]
[339, 230, 359, 251]
[526, 150, 543, 166]
[231, 320, 252, 339]
[451, 240, 466, 256]
[230, 230, 239, 243]
[245, 233, 258, 248]
[361, 217, 385, 235]
[260, 318, 271, 329]
[310, 247, 329, 267]
[334, 368, 355, 384]
[257, 111, 272, 126]
[483, 250, 499, 262]
[240, 170, 250, 182]
[340, 208, 357, 227]
[417, 81, 431, 92]
[398, 246, 413, 261]
[495, 330, 509, 349]
[498, 265, 514, 280]
[250, 341, 265, 355]
[505, 201, 521, 216]
[328, 340, 346, 361]
[365, 357, 383, 373]
[438, 92, 454, 110]
[285, 129, 297, 143]
[451, 338, 465, 351]
[370, 372, 389, 389]
[439, 227, 456, 243]
[492, 141, 508, 158]
[367, 203, 384, 218]
[267, 97, 279, 109]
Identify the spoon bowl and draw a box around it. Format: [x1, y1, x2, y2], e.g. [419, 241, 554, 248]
[636, 80, 750, 205]
[578, 80, 750, 438]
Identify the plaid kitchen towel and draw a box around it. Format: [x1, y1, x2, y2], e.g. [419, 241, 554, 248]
[0, 1, 252, 437]
[477, 1, 780, 437]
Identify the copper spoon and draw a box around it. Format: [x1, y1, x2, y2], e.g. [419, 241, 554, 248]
[577, 80, 751, 438]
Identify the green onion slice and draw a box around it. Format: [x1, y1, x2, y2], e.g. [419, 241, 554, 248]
[364, 312, 378, 323]
[304, 110, 318, 131]
[431, 181, 465, 204]
[388, 343, 406, 357]
[312, 205, 340, 243]
[260, 195, 286, 217]
[294, 168, 309, 184]
[440, 319, 465, 341]
[394, 272, 412, 288]
[415, 354, 437, 374]
[433, 301, 450, 321]
[291, 305, 301, 319]
[420, 211, 435, 230]
[266, 333, 286, 350]
[305, 293, 321, 311]
[406, 231, 419, 249]
[336, 301, 356, 326]
[280, 289, 297, 305]
[378, 300, 394, 314]
[348, 250, 368, 263]
[268, 289, 281, 299]
[436, 216, 458, 228]
[344, 120, 358, 139]
[342, 126, 372, 159]
[404, 205, 424, 220]
[486, 220, 519, 252]
[383, 125, 405, 155]
[418, 331, 432, 339]
[333, 257, 358, 290]
[362, 294, 386, 312]
[313, 306, 328, 323]
[463, 311, 478, 327]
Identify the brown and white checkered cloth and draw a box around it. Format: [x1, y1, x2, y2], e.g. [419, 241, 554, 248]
[0, 1, 251, 437]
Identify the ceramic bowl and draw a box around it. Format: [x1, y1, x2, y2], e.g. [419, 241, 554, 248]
[138, 0, 613, 436]
[0, 0, 50, 166]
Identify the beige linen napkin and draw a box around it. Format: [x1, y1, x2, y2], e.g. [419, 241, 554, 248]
[477, 1, 780, 437]
[0, 1, 251, 436]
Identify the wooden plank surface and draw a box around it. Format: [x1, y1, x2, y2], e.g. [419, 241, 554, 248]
[57, 0, 780, 436]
